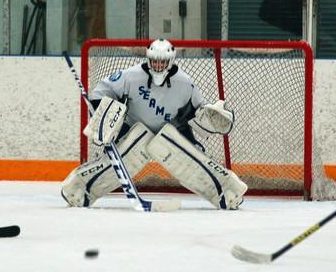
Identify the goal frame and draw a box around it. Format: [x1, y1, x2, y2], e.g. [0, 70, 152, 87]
[80, 39, 314, 198]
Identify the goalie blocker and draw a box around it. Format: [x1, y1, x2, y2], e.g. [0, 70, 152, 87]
[62, 121, 247, 210]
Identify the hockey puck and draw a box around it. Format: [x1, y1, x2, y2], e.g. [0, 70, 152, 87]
[85, 249, 99, 258]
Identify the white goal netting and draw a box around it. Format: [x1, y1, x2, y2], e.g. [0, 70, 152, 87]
[80, 39, 336, 200]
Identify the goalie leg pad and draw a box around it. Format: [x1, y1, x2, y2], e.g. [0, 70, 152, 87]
[61, 155, 119, 207]
[146, 124, 247, 210]
[62, 122, 154, 207]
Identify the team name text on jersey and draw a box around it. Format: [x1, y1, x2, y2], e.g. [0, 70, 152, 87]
[138, 86, 171, 121]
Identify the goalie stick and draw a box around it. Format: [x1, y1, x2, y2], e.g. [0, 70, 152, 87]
[0, 225, 20, 238]
[63, 51, 180, 212]
[231, 209, 336, 264]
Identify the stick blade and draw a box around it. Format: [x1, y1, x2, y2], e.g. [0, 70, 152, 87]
[0, 225, 21, 238]
[151, 199, 181, 212]
[231, 245, 272, 264]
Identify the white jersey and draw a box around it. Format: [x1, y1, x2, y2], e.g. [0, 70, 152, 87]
[90, 63, 205, 133]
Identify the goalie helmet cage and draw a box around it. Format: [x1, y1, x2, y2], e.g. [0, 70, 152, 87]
[80, 39, 335, 201]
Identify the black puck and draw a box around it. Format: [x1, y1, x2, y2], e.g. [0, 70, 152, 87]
[85, 249, 99, 258]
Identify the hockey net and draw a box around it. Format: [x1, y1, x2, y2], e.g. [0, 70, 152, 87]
[80, 39, 336, 200]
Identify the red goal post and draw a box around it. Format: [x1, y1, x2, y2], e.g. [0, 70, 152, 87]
[80, 39, 333, 200]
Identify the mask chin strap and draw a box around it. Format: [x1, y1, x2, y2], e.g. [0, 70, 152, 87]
[141, 63, 153, 88]
[142, 63, 178, 88]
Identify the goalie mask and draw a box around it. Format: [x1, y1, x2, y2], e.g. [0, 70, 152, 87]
[146, 39, 176, 86]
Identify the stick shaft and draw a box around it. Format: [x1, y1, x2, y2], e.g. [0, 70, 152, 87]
[62, 52, 95, 115]
[272, 209, 336, 261]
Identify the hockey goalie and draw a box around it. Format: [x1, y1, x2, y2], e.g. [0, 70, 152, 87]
[61, 38, 248, 210]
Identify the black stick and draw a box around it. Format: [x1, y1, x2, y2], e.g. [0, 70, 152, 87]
[0, 225, 20, 238]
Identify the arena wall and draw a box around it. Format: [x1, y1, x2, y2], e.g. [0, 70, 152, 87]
[0, 56, 335, 181]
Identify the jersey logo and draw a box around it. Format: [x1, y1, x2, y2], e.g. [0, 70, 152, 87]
[109, 71, 122, 82]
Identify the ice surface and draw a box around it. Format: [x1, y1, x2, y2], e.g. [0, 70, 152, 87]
[0, 181, 335, 272]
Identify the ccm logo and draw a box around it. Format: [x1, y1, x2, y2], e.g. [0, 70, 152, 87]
[81, 164, 104, 176]
[112, 163, 136, 199]
[207, 161, 228, 176]
[109, 107, 123, 128]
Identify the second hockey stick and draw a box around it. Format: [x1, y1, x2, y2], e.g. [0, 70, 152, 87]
[63, 51, 180, 212]
[231, 209, 336, 264]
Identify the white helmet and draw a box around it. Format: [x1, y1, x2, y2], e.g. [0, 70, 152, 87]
[146, 39, 176, 86]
